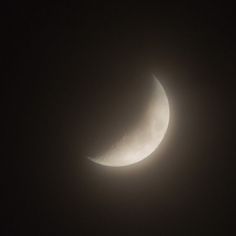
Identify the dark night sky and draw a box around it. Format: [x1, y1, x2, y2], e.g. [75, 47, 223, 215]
[3, 2, 235, 235]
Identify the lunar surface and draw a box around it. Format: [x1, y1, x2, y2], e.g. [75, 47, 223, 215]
[88, 76, 170, 167]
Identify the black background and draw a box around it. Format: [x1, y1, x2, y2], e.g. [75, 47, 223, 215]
[3, 2, 235, 235]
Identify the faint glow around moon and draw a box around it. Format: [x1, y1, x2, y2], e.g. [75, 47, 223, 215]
[88, 75, 170, 167]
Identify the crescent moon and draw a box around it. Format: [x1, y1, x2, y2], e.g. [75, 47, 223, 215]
[88, 75, 170, 167]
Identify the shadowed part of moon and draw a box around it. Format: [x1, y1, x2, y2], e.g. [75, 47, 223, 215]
[88, 76, 170, 167]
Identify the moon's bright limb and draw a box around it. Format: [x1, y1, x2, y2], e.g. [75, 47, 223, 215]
[88, 75, 170, 167]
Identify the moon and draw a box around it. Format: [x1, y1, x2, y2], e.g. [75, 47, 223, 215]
[88, 75, 170, 167]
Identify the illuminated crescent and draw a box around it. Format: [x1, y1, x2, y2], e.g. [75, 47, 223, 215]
[88, 75, 170, 167]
